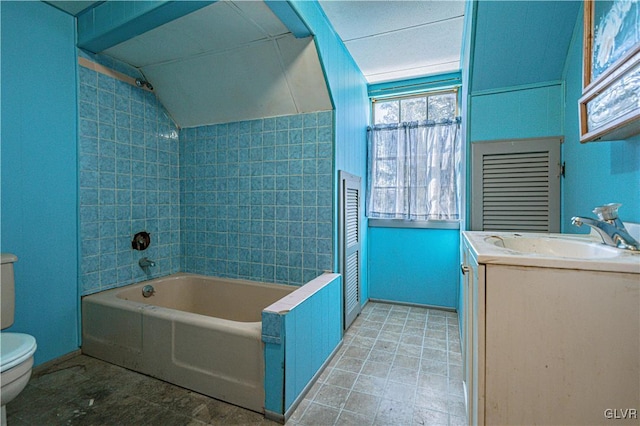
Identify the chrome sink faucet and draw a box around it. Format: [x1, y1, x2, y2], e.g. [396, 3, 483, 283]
[571, 203, 640, 251]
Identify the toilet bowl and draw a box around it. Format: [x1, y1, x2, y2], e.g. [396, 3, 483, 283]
[1, 254, 37, 426]
[1, 333, 37, 400]
[0, 333, 37, 425]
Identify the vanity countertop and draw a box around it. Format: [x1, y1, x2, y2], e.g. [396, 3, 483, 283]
[463, 231, 640, 274]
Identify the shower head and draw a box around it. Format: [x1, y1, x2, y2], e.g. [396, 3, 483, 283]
[135, 78, 153, 91]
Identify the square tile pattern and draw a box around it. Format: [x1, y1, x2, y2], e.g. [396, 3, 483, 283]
[290, 302, 465, 426]
[179, 112, 333, 286]
[78, 60, 181, 295]
[7, 302, 465, 425]
[78, 51, 335, 294]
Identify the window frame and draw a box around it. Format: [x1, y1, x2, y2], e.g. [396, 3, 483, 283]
[371, 88, 459, 126]
[368, 88, 461, 229]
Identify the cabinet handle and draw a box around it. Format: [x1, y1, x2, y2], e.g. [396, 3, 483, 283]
[461, 264, 470, 274]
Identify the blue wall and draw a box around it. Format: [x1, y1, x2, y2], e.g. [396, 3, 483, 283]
[78, 55, 181, 295]
[1, 2, 79, 365]
[561, 7, 640, 228]
[291, 1, 370, 303]
[179, 113, 333, 286]
[368, 228, 459, 309]
[467, 5, 639, 227]
[365, 70, 463, 310]
[469, 83, 563, 142]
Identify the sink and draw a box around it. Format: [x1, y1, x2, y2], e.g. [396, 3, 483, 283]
[486, 235, 623, 259]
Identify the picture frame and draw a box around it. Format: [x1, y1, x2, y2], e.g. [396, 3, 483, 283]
[579, 0, 640, 143]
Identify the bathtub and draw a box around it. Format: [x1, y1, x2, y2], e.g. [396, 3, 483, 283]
[81, 273, 295, 413]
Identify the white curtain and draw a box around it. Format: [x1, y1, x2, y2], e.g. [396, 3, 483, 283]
[366, 119, 461, 221]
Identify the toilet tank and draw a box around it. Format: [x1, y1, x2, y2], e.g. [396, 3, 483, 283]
[1, 253, 18, 329]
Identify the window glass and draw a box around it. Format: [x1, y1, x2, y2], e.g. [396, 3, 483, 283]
[427, 93, 456, 122]
[374, 101, 399, 125]
[373, 90, 457, 125]
[368, 89, 460, 222]
[400, 97, 427, 122]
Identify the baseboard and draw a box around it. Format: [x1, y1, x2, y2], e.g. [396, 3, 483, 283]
[369, 298, 457, 313]
[32, 349, 82, 376]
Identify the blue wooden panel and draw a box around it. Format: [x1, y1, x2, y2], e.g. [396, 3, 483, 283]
[264, 275, 342, 416]
[283, 308, 297, 407]
[472, 1, 580, 92]
[286, 278, 342, 409]
[311, 290, 324, 371]
[290, 1, 369, 300]
[263, 333, 286, 413]
[0, 1, 79, 365]
[265, 1, 311, 38]
[470, 83, 563, 142]
[280, 274, 342, 412]
[368, 228, 459, 309]
[295, 303, 313, 398]
[327, 278, 343, 342]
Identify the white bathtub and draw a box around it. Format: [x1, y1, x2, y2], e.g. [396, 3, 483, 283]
[81, 273, 295, 413]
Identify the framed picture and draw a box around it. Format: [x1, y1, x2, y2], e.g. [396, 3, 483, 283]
[579, 0, 640, 143]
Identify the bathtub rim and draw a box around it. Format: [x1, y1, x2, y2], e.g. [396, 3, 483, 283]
[81, 272, 298, 330]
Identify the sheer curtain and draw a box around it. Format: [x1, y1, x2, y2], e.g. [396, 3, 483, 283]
[366, 119, 461, 221]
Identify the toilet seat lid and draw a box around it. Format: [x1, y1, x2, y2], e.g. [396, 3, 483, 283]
[0, 333, 37, 372]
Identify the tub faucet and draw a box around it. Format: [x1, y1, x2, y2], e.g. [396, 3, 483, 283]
[139, 257, 156, 269]
[571, 203, 639, 251]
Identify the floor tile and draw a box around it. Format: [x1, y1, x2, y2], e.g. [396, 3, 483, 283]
[299, 302, 467, 426]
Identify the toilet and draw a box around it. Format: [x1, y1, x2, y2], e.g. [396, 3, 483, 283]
[1, 254, 37, 426]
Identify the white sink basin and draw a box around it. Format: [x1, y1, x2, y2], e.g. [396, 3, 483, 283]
[486, 235, 622, 259]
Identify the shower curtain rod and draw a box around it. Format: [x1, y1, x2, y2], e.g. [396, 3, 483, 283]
[78, 57, 153, 93]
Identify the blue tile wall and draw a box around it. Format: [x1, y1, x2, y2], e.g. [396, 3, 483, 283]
[179, 112, 333, 286]
[78, 57, 181, 295]
[78, 56, 334, 292]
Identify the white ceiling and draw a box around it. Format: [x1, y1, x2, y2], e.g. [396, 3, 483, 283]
[103, 1, 290, 68]
[47, 0, 465, 124]
[101, 1, 332, 128]
[318, 0, 465, 84]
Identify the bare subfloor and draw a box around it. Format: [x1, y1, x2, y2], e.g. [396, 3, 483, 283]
[7, 302, 465, 425]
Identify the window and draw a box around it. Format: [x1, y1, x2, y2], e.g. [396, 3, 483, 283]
[367, 90, 461, 224]
[373, 91, 457, 125]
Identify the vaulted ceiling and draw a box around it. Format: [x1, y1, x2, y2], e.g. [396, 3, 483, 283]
[100, 1, 331, 128]
[46, 0, 582, 124]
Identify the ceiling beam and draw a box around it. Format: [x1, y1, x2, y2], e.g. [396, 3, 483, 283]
[77, 1, 214, 53]
[264, 1, 312, 38]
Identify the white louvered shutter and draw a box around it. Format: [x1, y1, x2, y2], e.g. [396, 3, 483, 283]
[340, 171, 361, 330]
[471, 138, 561, 232]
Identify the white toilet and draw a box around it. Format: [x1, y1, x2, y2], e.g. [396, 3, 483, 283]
[1, 254, 37, 426]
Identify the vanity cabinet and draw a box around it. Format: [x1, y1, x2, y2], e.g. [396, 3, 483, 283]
[461, 241, 484, 426]
[461, 233, 639, 425]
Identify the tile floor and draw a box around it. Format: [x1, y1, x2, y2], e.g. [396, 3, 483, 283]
[289, 302, 465, 426]
[7, 302, 465, 425]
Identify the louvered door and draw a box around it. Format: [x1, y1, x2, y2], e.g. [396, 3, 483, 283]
[339, 171, 361, 330]
[471, 138, 561, 232]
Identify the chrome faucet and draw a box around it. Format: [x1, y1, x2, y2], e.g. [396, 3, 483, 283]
[139, 257, 156, 269]
[571, 203, 639, 251]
